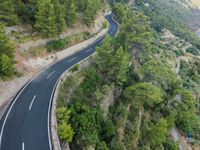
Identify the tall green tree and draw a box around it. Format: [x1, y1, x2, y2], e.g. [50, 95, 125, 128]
[0, 24, 15, 59]
[83, 0, 100, 25]
[113, 4, 153, 50]
[124, 82, 163, 107]
[0, 24, 15, 77]
[94, 36, 114, 75]
[109, 47, 130, 85]
[0, 0, 17, 25]
[64, 0, 77, 27]
[34, 0, 57, 37]
[53, 0, 65, 34]
[0, 54, 15, 77]
[149, 118, 168, 147]
[14, 0, 37, 24]
[76, 0, 86, 12]
[70, 102, 101, 147]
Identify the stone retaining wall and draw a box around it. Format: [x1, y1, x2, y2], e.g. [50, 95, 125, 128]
[51, 55, 94, 150]
[50, 15, 109, 150]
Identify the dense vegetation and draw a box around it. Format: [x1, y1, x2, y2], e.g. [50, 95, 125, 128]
[135, 0, 200, 50]
[0, 0, 104, 36]
[0, 0, 105, 79]
[56, 3, 200, 150]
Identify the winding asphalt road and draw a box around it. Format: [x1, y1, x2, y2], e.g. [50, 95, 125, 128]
[0, 13, 118, 150]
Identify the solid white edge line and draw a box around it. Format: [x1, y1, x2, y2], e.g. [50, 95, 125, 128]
[22, 142, 24, 150]
[48, 77, 60, 150]
[0, 54, 52, 149]
[0, 13, 117, 150]
[86, 48, 93, 52]
[29, 95, 37, 111]
[0, 79, 32, 149]
[47, 71, 56, 79]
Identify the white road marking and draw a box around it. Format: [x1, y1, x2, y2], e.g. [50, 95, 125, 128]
[22, 142, 25, 150]
[29, 95, 36, 111]
[86, 48, 93, 52]
[46, 71, 55, 79]
[68, 57, 76, 63]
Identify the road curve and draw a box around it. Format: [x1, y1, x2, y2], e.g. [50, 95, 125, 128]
[0, 13, 118, 150]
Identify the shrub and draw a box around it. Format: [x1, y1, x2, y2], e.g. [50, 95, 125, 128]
[83, 31, 91, 40]
[56, 107, 75, 142]
[186, 47, 199, 55]
[58, 122, 75, 142]
[0, 54, 15, 77]
[70, 64, 80, 73]
[46, 38, 68, 52]
[102, 21, 108, 29]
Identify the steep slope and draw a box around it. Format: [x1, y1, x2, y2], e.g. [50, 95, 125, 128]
[55, 2, 200, 150]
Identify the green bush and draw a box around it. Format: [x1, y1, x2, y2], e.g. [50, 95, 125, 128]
[0, 54, 15, 77]
[186, 47, 199, 55]
[102, 21, 108, 29]
[56, 107, 75, 142]
[83, 31, 91, 40]
[173, 49, 184, 56]
[70, 64, 80, 73]
[46, 38, 68, 52]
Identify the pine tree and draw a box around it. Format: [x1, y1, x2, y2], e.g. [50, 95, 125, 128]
[77, 0, 86, 12]
[83, 0, 95, 25]
[83, 0, 100, 25]
[0, 0, 17, 25]
[0, 54, 15, 77]
[115, 47, 130, 85]
[0, 24, 15, 60]
[0, 24, 15, 77]
[34, 0, 57, 37]
[64, 0, 77, 27]
[94, 36, 113, 75]
[149, 118, 168, 146]
[53, 0, 65, 34]
[124, 82, 163, 107]
[15, 0, 38, 24]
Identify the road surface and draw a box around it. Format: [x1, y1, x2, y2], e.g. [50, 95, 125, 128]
[0, 13, 118, 150]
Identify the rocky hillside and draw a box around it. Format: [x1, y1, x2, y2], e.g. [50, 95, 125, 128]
[55, 2, 200, 150]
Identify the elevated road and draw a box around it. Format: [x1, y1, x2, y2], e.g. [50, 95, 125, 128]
[0, 13, 118, 150]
